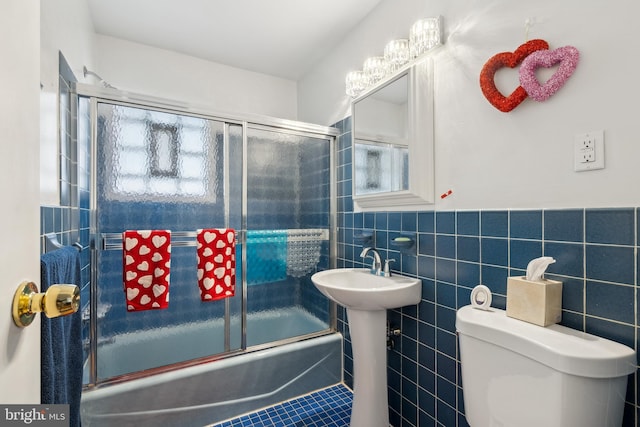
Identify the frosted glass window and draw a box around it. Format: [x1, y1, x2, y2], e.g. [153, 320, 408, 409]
[120, 124, 146, 147]
[98, 103, 222, 202]
[118, 151, 147, 175]
[181, 156, 205, 178]
[181, 128, 205, 152]
[150, 126, 177, 176]
[117, 177, 146, 194]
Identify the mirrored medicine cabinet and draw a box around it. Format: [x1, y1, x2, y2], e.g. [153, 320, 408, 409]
[352, 57, 434, 209]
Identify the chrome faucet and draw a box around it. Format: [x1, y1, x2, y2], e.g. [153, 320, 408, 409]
[360, 247, 383, 276]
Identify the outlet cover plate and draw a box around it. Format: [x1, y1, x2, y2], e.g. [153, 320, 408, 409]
[574, 130, 604, 172]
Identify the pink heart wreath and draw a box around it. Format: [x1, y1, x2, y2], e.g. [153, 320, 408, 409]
[519, 46, 580, 102]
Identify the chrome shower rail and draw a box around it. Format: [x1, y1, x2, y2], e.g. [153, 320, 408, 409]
[100, 228, 329, 250]
[100, 230, 240, 251]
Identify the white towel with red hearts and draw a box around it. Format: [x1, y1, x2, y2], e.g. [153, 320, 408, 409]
[122, 230, 171, 311]
[196, 228, 236, 301]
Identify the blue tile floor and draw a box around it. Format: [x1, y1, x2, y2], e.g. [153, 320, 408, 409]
[211, 384, 353, 427]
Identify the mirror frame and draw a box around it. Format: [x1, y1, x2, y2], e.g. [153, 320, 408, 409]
[352, 57, 434, 209]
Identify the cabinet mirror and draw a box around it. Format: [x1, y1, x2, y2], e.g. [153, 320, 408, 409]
[352, 57, 434, 209]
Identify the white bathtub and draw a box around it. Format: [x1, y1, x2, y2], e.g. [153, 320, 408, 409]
[81, 332, 342, 427]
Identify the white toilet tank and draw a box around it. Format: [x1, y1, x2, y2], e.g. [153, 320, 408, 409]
[456, 305, 636, 427]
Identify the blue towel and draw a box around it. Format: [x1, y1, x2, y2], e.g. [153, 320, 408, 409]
[41, 246, 82, 427]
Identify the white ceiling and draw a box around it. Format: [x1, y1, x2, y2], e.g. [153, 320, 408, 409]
[87, 0, 383, 80]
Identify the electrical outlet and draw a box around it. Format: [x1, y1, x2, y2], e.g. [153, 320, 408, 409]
[574, 131, 604, 171]
[581, 145, 595, 163]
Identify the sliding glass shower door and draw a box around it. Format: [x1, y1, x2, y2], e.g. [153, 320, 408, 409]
[92, 101, 244, 381]
[244, 126, 332, 347]
[82, 94, 334, 385]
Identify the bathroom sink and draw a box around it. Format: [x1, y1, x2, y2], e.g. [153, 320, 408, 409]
[311, 268, 422, 426]
[311, 268, 421, 311]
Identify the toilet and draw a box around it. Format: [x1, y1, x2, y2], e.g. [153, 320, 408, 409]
[456, 305, 636, 427]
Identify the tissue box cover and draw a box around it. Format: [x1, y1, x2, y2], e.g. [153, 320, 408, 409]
[506, 276, 562, 326]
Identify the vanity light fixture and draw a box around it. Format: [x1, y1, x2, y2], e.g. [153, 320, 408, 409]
[410, 17, 442, 58]
[345, 16, 442, 97]
[384, 39, 410, 72]
[345, 70, 367, 97]
[363, 56, 389, 86]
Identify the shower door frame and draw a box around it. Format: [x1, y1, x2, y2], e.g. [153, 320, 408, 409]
[75, 83, 338, 388]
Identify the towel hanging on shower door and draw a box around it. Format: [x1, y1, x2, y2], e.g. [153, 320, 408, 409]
[122, 230, 171, 311]
[196, 228, 236, 301]
[41, 246, 82, 427]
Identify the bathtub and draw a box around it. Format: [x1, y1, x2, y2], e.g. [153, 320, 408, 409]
[92, 307, 331, 380]
[81, 331, 342, 427]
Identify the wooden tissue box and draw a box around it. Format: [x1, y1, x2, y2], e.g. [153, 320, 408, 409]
[506, 276, 562, 327]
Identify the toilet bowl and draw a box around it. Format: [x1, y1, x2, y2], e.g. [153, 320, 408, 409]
[456, 305, 636, 427]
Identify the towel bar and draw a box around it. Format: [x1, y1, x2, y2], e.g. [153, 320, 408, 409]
[101, 230, 226, 250]
[100, 229, 329, 250]
[44, 232, 83, 253]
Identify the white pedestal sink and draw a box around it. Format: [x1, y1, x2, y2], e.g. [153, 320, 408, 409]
[311, 268, 422, 427]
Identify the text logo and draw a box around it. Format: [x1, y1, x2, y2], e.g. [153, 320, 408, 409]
[0, 405, 68, 426]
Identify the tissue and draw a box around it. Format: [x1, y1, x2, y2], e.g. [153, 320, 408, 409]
[506, 256, 562, 327]
[525, 256, 556, 281]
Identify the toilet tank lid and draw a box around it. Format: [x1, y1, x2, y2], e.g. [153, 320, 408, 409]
[456, 305, 636, 378]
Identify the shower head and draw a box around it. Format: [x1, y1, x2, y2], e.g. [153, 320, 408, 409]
[83, 66, 117, 89]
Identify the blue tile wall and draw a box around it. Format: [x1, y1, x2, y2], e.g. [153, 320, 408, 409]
[333, 117, 640, 427]
[58, 52, 76, 211]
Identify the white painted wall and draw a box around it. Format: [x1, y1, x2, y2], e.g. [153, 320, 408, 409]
[93, 34, 298, 120]
[41, 0, 640, 210]
[40, 1, 298, 205]
[299, 0, 640, 210]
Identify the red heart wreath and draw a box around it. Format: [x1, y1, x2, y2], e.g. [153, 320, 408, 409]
[479, 39, 550, 112]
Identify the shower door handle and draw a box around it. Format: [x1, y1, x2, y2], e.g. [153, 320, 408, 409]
[12, 281, 80, 327]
